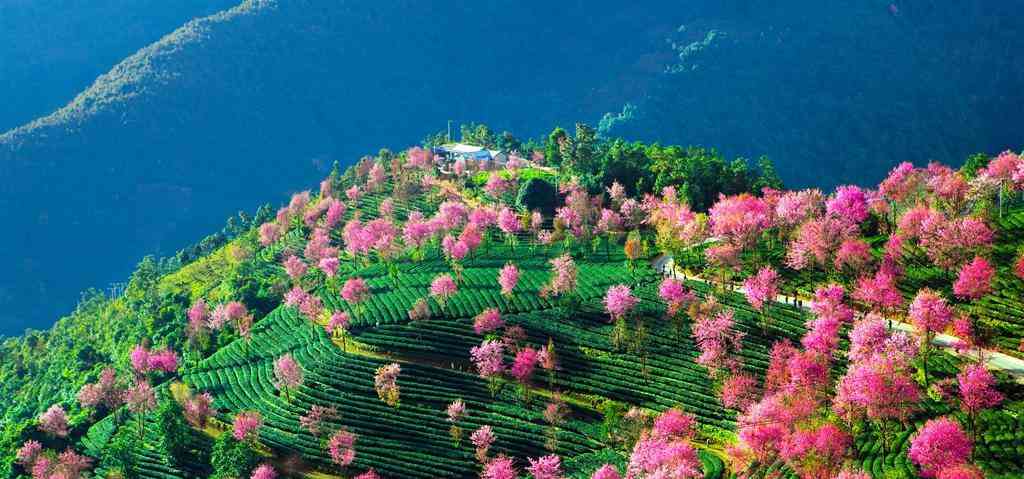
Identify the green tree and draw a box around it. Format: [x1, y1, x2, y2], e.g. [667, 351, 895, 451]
[155, 396, 192, 466]
[516, 178, 560, 216]
[961, 152, 990, 179]
[545, 127, 568, 167]
[210, 434, 258, 479]
[460, 122, 496, 148]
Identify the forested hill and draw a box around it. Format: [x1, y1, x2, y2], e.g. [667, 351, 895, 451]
[0, 0, 682, 335]
[3, 142, 1024, 479]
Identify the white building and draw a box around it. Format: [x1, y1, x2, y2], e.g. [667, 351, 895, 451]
[432, 143, 508, 172]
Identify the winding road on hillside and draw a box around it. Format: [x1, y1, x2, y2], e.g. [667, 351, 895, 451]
[652, 255, 1024, 384]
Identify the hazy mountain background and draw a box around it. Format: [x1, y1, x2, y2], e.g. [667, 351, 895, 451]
[2, 0, 1023, 336]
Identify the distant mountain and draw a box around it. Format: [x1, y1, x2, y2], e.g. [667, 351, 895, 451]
[600, 1, 1024, 188]
[0, 0, 682, 335]
[0, 0, 239, 132]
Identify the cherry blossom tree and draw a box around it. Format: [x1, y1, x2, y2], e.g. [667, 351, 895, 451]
[957, 363, 1003, 439]
[430, 273, 458, 309]
[692, 308, 745, 378]
[527, 455, 563, 479]
[328, 429, 357, 467]
[908, 417, 972, 478]
[233, 410, 263, 443]
[38, 404, 69, 438]
[909, 289, 954, 385]
[447, 399, 466, 446]
[474, 308, 505, 335]
[470, 425, 496, 462]
[953, 256, 994, 301]
[251, 464, 277, 479]
[742, 266, 779, 332]
[497, 263, 519, 297]
[374, 363, 401, 407]
[273, 353, 304, 402]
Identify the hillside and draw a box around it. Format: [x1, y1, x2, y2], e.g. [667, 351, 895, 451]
[0, 0, 239, 132]
[0, 0, 682, 336]
[3, 138, 1024, 479]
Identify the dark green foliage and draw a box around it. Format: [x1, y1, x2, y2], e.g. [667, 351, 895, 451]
[545, 127, 569, 167]
[210, 434, 258, 479]
[649, 145, 772, 211]
[155, 397, 191, 466]
[459, 123, 496, 148]
[594, 140, 655, 196]
[101, 424, 138, 477]
[516, 177, 559, 216]
[962, 152, 991, 179]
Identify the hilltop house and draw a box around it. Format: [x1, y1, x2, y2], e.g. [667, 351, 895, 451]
[432, 143, 508, 172]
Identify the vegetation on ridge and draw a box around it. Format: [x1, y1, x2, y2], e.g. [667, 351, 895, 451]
[2, 125, 1024, 479]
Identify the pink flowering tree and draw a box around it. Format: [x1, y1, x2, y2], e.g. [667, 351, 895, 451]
[692, 307, 745, 379]
[470, 340, 505, 396]
[126, 381, 156, 439]
[908, 417, 972, 478]
[542, 254, 578, 300]
[430, 273, 458, 310]
[497, 262, 519, 298]
[510, 347, 539, 399]
[300, 404, 339, 438]
[957, 363, 1002, 439]
[779, 423, 851, 479]
[273, 353, 304, 402]
[909, 289, 954, 386]
[233, 410, 263, 444]
[742, 266, 779, 333]
[852, 270, 903, 320]
[952, 256, 994, 301]
[658, 277, 696, 336]
[328, 428, 358, 468]
[38, 404, 70, 438]
[527, 455, 563, 479]
[374, 363, 401, 407]
[470, 425, 496, 462]
[446, 399, 466, 446]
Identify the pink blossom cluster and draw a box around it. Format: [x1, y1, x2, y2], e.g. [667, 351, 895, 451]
[825, 184, 870, 225]
[300, 404, 338, 437]
[510, 347, 539, 383]
[341, 277, 371, 304]
[497, 263, 519, 297]
[658, 277, 695, 316]
[374, 363, 401, 407]
[526, 455, 563, 479]
[125, 381, 157, 414]
[446, 399, 466, 423]
[328, 429, 358, 466]
[742, 266, 778, 311]
[953, 256, 994, 300]
[130, 345, 180, 375]
[709, 193, 772, 248]
[77, 368, 124, 410]
[470, 425, 496, 461]
[250, 464, 277, 479]
[691, 308, 745, 375]
[474, 308, 505, 335]
[908, 417, 973, 478]
[233, 410, 263, 442]
[430, 273, 458, 305]
[470, 340, 506, 378]
[38, 404, 69, 438]
[273, 353, 304, 393]
[543, 254, 577, 297]
[603, 284, 638, 321]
